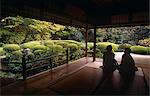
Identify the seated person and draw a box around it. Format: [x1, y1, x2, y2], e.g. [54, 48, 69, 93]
[118, 48, 138, 75]
[100, 45, 118, 72]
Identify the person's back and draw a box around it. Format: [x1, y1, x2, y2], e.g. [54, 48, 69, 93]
[102, 45, 116, 72]
[119, 48, 137, 75]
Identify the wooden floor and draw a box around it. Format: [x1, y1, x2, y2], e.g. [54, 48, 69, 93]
[1, 57, 149, 95]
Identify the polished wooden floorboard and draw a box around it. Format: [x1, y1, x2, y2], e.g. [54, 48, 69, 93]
[1, 57, 149, 95]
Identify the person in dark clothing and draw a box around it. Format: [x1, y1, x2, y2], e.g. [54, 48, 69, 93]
[100, 45, 118, 73]
[118, 48, 138, 75]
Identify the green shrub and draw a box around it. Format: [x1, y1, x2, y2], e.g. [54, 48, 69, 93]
[48, 45, 64, 53]
[31, 45, 48, 51]
[34, 50, 45, 59]
[130, 46, 149, 55]
[44, 40, 54, 46]
[67, 44, 78, 51]
[12, 50, 23, 58]
[87, 42, 94, 50]
[147, 47, 150, 54]
[138, 38, 150, 47]
[21, 41, 41, 49]
[63, 40, 82, 46]
[96, 42, 119, 52]
[78, 43, 85, 50]
[0, 47, 5, 55]
[55, 42, 68, 48]
[118, 44, 132, 51]
[3, 44, 20, 52]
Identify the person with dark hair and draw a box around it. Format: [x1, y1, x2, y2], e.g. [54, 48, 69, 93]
[100, 45, 118, 73]
[119, 48, 138, 75]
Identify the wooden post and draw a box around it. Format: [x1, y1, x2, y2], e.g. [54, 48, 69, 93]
[66, 48, 69, 64]
[85, 26, 88, 57]
[22, 54, 26, 80]
[49, 58, 52, 70]
[93, 27, 96, 62]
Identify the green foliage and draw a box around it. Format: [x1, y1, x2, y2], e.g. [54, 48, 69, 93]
[21, 41, 41, 49]
[138, 38, 150, 47]
[34, 50, 45, 59]
[96, 42, 119, 52]
[31, 45, 48, 51]
[118, 44, 132, 51]
[48, 45, 64, 53]
[44, 40, 54, 46]
[11, 50, 23, 59]
[147, 47, 150, 54]
[130, 46, 149, 55]
[67, 44, 78, 51]
[3, 44, 20, 52]
[55, 41, 68, 48]
[0, 47, 5, 56]
[87, 42, 94, 50]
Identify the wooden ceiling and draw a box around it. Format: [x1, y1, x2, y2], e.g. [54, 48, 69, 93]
[1, 0, 149, 28]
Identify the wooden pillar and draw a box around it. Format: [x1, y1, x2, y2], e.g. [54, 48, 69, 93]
[85, 26, 88, 57]
[93, 27, 96, 62]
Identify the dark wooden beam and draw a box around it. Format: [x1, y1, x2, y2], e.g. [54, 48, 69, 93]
[85, 25, 88, 57]
[93, 26, 96, 62]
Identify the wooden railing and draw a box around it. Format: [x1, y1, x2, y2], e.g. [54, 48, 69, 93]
[1, 49, 84, 80]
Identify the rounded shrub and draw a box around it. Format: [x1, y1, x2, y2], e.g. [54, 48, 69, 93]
[44, 40, 54, 46]
[31, 45, 48, 51]
[55, 42, 68, 48]
[0, 47, 5, 56]
[87, 42, 94, 50]
[67, 44, 78, 51]
[48, 45, 64, 53]
[118, 44, 132, 51]
[147, 47, 150, 55]
[34, 50, 45, 59]
[130, 46, 149, 55]
[12, 50, 23, 58]
[63, 40, 82, 46]
[3, 44, 20, 52]
[21, 41, 41, 49]
[96, 42, 119, 52]
[78, 43, 85, 50]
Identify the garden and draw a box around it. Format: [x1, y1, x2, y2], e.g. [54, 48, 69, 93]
[0, 16, 150, 80]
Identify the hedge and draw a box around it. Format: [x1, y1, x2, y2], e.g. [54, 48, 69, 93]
[31, 45, 48, 51]
[67, 44, 78, 51]
[21, 41, 41, 49]
[3, 44, 20, 52]
[0, 47, 5, 55]
[87, 42, 94, 50]
[130, 46, 149, 55]
[118, 44, 132, 51]
[55, 42, 68, 48]
[44, 40, 54, 46]
[96, 42, 119, 52]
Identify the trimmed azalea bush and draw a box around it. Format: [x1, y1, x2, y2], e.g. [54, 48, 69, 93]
[44, 40, 54, 46]
[31, 45, 48, 51]
[138, 38, 150, 47]
[130, 46, 149, 55]
[21, 41, 41, 49]
[118, 44, 132, 51]
[96, 42, 119, 52]
[34, 49, 45, 59]
[147, 47, 150, 54]
[0, 47, 5, 56]
[3, 44, 20, 52]
[67, 44, 78, 51]
[87, 42, 94, 50]
[49, 44, 64, 53]
[55, 41, 68, 48]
